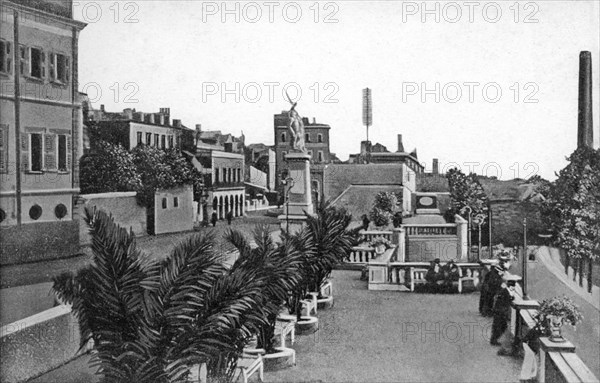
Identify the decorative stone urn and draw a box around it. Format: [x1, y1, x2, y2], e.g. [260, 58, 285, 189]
[547, 314, 566, 343]
[375, 244, 386, 255]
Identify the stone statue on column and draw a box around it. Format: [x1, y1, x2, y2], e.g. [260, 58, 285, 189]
[285, 91, 307, 153]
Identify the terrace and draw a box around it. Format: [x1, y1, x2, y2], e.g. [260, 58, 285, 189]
[32, 270, 522, 383]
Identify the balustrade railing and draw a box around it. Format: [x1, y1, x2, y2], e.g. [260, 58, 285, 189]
[348, 246, 376, 264]
[359, 230, 393, 243]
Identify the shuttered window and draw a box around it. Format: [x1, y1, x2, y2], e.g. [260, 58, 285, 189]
[0, 40, 12, 75]
[30, 133, 43, 171]
[58, 134, 67, 171]
[49, 52, 70, 83]
[0, 125, 7, 173]
[44, 133, 56, 171]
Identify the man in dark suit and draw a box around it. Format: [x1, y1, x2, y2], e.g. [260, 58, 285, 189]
[479, 253, 510, 316]
[490, 274, 520, 346]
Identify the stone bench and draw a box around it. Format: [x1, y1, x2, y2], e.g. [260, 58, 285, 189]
[301, 293, 318, 316]
[408, 264, 481, 293]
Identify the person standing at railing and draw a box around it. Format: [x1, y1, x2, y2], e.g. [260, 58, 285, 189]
[490, 274, 520, 346]
[480, 253, 510, 316]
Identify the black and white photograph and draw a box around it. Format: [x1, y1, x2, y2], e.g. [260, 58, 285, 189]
[0, 0, 599, 382]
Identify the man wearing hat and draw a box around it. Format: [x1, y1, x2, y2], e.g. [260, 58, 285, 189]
[479, 252, 511, 316]
[490, 273, 521, 346]
[425, 258, 444, 293]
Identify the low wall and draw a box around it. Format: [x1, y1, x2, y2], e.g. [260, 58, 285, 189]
[0, 220, 80, 265]
[406, 236, 458, 262]
[0, 305, 86, 383]
[76, 192, 147, 243]
[154, 186, 194, 235]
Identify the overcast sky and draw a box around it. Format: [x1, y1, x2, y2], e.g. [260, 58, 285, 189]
[75, 0, 600, 180]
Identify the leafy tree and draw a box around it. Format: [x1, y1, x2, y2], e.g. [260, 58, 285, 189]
[79, 140, 141, 194]
[368, 192, 398, 227]
[132, 146, 201, 208]
[542, 147, 600, 292]
[446, 168, 489, 223]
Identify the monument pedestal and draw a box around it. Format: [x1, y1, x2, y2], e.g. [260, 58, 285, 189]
[278, 152, 314, 233]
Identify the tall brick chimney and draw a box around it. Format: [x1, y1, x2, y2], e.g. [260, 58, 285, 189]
[577, 51, 593, 148]
[397, 134, 405, 152]
[432, 158, 439, 175]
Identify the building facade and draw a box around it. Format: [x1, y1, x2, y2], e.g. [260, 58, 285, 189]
[273, 112, 337, 204]
[194, 149, 245, 221]
[348, 134, 424, 174]
[84, 106, 185, 152]
[0, 0, 86, 263]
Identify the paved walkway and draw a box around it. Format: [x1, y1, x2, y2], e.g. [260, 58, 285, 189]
[32, 270, 521, 383]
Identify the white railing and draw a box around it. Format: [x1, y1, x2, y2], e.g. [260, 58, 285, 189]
[359, 230, 393, 243]
[348, 246, 376, 264]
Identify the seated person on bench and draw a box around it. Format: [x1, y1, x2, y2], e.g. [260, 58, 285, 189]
[442, 259, 460, 291]
[425, 258, 444, 292]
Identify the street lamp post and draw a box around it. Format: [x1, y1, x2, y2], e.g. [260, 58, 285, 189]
[463, 206, 473, 260]
[477, 221, 482, 262]
[282, 177, 295, 235]
[522, 218, 529, 300]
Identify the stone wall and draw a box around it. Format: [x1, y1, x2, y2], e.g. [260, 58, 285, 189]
[154, 186, 194, 235]
[0, 305, 86, 383]
[491, 199, 546, 246]
[406, 236, 459, 262]
[0, 221, 79, 266]
[76, 192, 147, 244]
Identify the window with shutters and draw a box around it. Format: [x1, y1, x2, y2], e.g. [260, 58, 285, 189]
[137, 132, 143, 146]
[0, 40, 12, 75]
[0, 125, 7, 173]
[161, 135, 166, 149]
[43, 133, 57, 171]
[30, 133, 43, 172]
[57, 134, 68, 172]
[154, 134, 159, 147]
[146, 132, 152, 145]
[49, 52, 69, 84]
[28, 47, 45, 79]
[168, 135, 173, 149]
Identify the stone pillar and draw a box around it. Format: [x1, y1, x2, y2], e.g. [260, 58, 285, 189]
[577, 51, 593, 149]
[393, 227, 406, 262]
[455, 215, 468, 261]
[278, 152, 314, 233]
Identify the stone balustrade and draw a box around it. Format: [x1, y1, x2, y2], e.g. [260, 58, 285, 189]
[348, 246, 376, 264]
[359, 230, 393, 243]
[510, 284, 598, 383]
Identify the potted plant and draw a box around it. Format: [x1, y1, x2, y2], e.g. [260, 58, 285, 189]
[536, 296, 583, 343]
[368, 236, 393, 255]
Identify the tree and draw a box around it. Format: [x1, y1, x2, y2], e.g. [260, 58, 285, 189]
[368, 192, 399, 227]
[53, 208, 274, 382]
[132, 146, 200, 208]
[225, 225, 304, 355]
[446, 168, 489, 222]
[542, 147, 600, 293]
[79, 140, 141, 194]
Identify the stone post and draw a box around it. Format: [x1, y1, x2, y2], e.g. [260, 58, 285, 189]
[393, 227, 406, 262]
[278, 152, 314, 233]
[455, 215, 468, 261]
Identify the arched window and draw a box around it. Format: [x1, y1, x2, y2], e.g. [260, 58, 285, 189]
[281, 132, 286, 143]
[317, 134, 323, 143]
[305, 133, 310, 143]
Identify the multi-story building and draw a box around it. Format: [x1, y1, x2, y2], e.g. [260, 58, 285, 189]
[348, 134, 425, 174]
[182, 125, 245, 221]
[273, 112, 339, 205]
[83, 105, 185, 151]
[0, 0, 86, 264]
